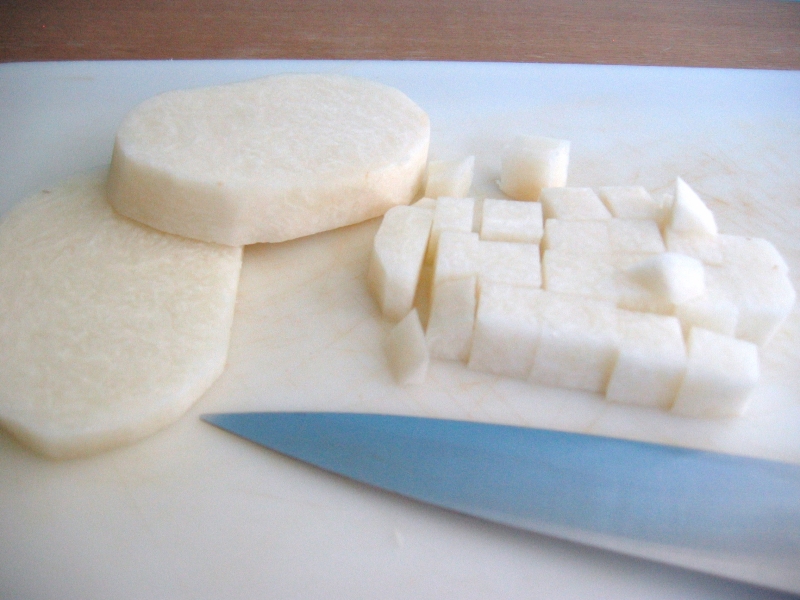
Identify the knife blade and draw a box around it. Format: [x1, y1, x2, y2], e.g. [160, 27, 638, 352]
[201, 411, 800, 592]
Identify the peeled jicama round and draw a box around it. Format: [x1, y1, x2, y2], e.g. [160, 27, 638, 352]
[107, 73, 431, 246]
[0, 172, 242, 458]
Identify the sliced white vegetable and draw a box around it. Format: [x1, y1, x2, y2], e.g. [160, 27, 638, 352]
[108, 73, 430, 245]
[412, 197, 438, 210]
[542, 219, 610, 253]
[424, 156, 475, 199]
[606, 311, 687, 410]
[607, 219, 665, 253]
[598, 186, 662, 221]
[386, 309, 429, 385]
[432, 230, 480, 284]
[671, 328, 759, 418]
[498, 135, 570, 201]
[674, 295, 739, 338]
[426, 276, 478, 361]
[468, 284, 543, 378]
[528, 294, 620, 394]
[426, 196, 475, 263]
[539, 187, 611, 220]
[480, 198, 543, 244]
[668, 177, 717, 236]
[478, 240, 542, 290]
[0, 172, 242, 459]
[664, 228, 723, 265]
[368, 205, 433, 321]
[626, 252, 705, 304]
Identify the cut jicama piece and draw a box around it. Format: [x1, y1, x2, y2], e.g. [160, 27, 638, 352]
[0, 172, 243, 459]
[386, 309, 429, 385]
[528, 294, 620, 394]
[606, 311, 687, 409]
[668, 177, 717, 236]
[607, 219, 665, 253]
[539, 187, 611, 220]
[626, 253, 705, 304]
[426, 196, 475, 263]
[671, 328, 759, 418]
[108, 73, 430, 245]
[542, 220, 610, 253]
[663, 228, 723, 265]
[426, 276, 478, 361]
[480, 198, 543, 244]
[412, 197, 438, 210]
[368, 205, 433, 321]
[598, 186, 662, 221]
[674, 295, 739, 338]
[424, 156, 475, 199]
[468, 284, 544, 378]
[499, 135, 570, 201]
[432, 230, 480, 284]
[478, 240, 542, 290]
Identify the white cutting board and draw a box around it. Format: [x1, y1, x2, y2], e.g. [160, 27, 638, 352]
[1, 60, 798, 600]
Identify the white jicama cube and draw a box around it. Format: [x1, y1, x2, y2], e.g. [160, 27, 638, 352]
[424, 156, 476, 199]
[606, 311, 687, 410]
[499, 135, 570, 201]
[426, 276, 478, 361]
[626, 252, 705, 304]
[664, 228, 723, 265]
[478, 240, 542, 290]
[671, 328, 759, 418]
[368, 205, 434, 321]
[528, 293, 620, 394]
[607, 219, 665, 253]
[598, 186, 662, 221]
[668, 177, 717, 236]
[674, 295, 739, 338]
[719, 234, 789, 276]
[412, 197, 438, 210]
[426, 196, 475, 263]
[385, 309, 429, 385]
[539, 187, 612, 220]
[433, 230, 480, 284]
[542, 250, 619, 301]
[542, 219, 611, 253]
[468, 284, 544, 378]
[480, 198, 543, 244]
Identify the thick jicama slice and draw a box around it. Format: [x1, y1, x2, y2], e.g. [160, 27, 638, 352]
[606, 311, 687, 410]
[386, 309, 429, 385]
[0, 172, 242, 458]
[539, 187, 611, 220]
[424, 156, 475, 199]
[426, 276, 477, 361]
[499, 135, 570, 201]
[598, 186, 662, 221]
[480, 198, 543, 244]
[368, 205, 433, 321]
[108, 73, 430, 246]
[671, 328, 759, 418]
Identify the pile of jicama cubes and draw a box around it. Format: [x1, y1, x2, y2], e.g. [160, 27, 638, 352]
[368, 135, 796, 418]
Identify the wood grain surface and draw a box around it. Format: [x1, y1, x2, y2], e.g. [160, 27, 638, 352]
[1, 0, 799, 69]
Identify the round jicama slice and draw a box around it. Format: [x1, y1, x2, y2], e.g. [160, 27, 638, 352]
[107, 73, 431, 246]
[0, 172, 242, 459]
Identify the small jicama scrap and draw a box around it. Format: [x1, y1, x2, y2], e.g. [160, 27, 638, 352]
[424, 156, 475, 199]
[499, 135, 570, 201]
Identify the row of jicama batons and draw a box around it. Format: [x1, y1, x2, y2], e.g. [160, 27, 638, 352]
[369, 137, 795, 418]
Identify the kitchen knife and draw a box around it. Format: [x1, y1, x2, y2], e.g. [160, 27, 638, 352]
[201, 411, 800, 592]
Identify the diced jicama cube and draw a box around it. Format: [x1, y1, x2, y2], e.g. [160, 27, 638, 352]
[480, 198, 543, 244]
[499, 135, 570, 201]
[426, 276, 477, 361]
[478, 240, 541, 290]
[626, 253, 705, 304]
[664, 229, 723, 265]
[671, 328, 759, 418]
[539, 187, 611, 220]
[606, 311, 687, 409]
[385, 309, 429, 385]
[598, 186, 662, 221]
[426, 196, 475, 263]
[368, 205, 433, 321]
[528, 294, 620, 394]
[542, 220, 610, 253]
[668, 177, 717, 236]
[412, 197, 438, 210]
[607, 219, 665, 253]
[468, 284, 544, 378]
[424, 156, 475, 199]
[674, 295, 739, 338]
[719, 234, 789, 276]
[432, 230, 480, 284]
